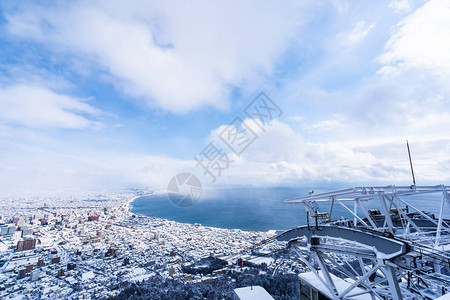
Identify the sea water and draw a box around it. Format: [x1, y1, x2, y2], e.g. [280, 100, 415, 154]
[130, 185, 450, 232]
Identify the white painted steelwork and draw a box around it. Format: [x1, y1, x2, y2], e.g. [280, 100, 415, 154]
[278, 185, 450, 299]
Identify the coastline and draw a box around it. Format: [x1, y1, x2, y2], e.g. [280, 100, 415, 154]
[126, 193, 275, 233]
[122, 193, 289, 235]
[124, 195, 141, 212]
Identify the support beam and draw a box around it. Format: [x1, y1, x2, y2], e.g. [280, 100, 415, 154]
[316, 251, 339, 299]
[436, 186, 447, 247]
[387, 195, 422, 234]
[382, 265, 403, 300]
[339, 263, 381, 298]
[336, 200, 371, 229]
[356, 199, 378, 229]
[292, 247, 330, 292]
[379, 194, 394, 234]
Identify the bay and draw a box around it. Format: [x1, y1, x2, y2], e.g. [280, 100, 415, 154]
[130, 185, 449, 232]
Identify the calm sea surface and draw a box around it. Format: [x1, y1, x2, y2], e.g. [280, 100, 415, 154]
[130, 186, 449, 232]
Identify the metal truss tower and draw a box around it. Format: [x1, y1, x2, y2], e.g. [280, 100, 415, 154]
[276, 185, 450, 299]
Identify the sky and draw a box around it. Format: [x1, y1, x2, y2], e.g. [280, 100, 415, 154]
[0, 0, 449, 196]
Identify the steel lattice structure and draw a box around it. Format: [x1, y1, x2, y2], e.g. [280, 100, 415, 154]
[276, 185, 450, 300]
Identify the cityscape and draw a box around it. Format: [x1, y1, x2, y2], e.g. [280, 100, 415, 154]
[0, 190, 303, 299]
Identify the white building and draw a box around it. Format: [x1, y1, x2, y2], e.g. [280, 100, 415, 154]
[234, 286, 274, 300]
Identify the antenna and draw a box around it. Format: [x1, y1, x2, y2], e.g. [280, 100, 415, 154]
[406, 140, 416, 185]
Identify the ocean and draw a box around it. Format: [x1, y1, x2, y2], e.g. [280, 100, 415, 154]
[130, 185, 449, 232]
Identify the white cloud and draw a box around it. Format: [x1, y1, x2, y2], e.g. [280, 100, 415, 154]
[287, 115, 304, 122]
[204, 119, 431, 184]
[388, 0, 412, 13]
[305, 118, 344, 131]
[339, 21, 376, 45]
[331, 0, 350, 15]
[1, 117, 449, 197]
[0, 85, 102, 129]
[375, 65, 400, 76]
[0, 122, 194, 196]
[2, 1, 450, 195]
[246, 1, 450, 185]
[0, 147, 192, 197]
[380, 0, 450, 75]
[0, 64, 73, 91]
[5, 0, 305, 113]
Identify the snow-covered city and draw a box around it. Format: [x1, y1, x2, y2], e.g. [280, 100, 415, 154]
[0, 190, 304, 299]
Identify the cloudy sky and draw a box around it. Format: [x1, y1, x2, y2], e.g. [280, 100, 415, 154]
[0, 0, 449, 196]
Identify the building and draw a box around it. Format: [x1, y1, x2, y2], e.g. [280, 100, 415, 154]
[51, 257, 61, 264]
[13, 230, 22, 240]
[17, 268, 26, 279]
[106, 248, 116, 257]
[7, 225, 16, 235]
[7, 225, 15, 235]
[21, 226, 34, 236]
[30, 270, 40, 281]
[57, 269, 65, 277]
[234, 286, 274, 300]
[16, 239, 36, 251]
[25, 264, 34, 274]
[237, 258, 243, 268]
[11, 217, 25, 225]
[0, 225, 7, 235]
[81, 271, 95, 281]
[37, 258, 44, 267]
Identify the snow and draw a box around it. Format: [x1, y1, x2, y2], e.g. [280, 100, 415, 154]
[249, 257, 274, 265]
[81, 271, 95, 281]
[124, 268, 154, 282]
[299, 271, 371, 299]
[234, 286, 274, 300]
[65, 276, 77, 284]
[130, 273, 153, 282]
[0, 243, 9, 252]
[4, 255, 39, 271]
[436, 293, 450, 300]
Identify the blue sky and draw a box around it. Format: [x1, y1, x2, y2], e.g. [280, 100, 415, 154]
[0, 0, 449, 196]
